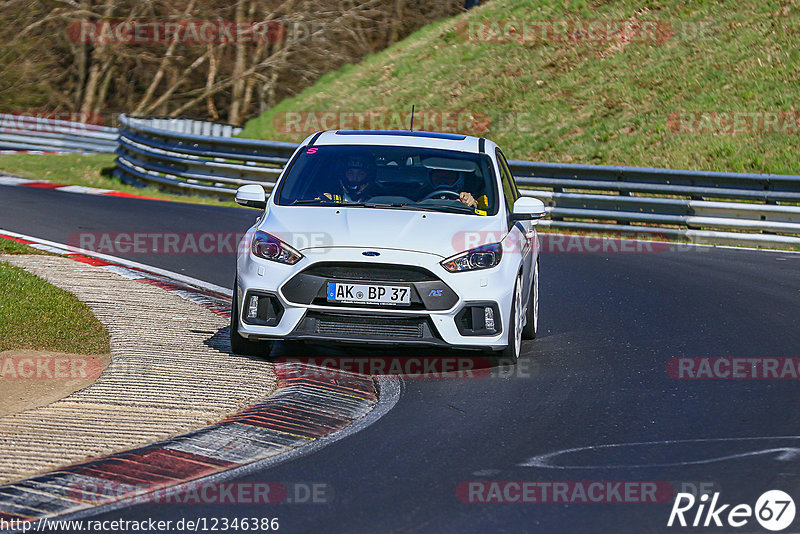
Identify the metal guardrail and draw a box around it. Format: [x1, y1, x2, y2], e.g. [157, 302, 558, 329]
[509, 161, 800, 248]
[115, 114, 296, 195]
[0, 114, 118, 153]
[114, 115, 800, 250]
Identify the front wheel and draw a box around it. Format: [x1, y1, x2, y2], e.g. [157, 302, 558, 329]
[230, 281, 274, 358]
[522, 259, 539, 340]
[499, 275, 524, 363]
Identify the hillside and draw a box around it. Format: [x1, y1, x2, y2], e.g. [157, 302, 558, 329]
[241, 0, 800, 175]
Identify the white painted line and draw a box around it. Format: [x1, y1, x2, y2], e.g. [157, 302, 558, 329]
[0, 228, 232, 297]
[0, 176, 36, 186]
[55, 185, 115, 195]
[520, 436, 800, 470]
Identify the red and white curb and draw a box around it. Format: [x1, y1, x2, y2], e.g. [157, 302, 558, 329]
[0, 230, 399, 526]
[0, 230, 231, 314]
[0, 174, 165, 202]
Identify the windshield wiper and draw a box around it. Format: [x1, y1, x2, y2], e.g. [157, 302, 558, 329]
[291, 199, 368, 207]
[363, 202, 476, 214]
[291, 199, 329, 205]
[409, 203, 476, 214]
[366, 202, 410, 209]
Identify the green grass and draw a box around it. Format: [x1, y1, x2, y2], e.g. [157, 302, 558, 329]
[0, 262, 110, 354]
[241, 0, 800, 175]
[0, 153, 241, 208]
[0, 239, 50, 255]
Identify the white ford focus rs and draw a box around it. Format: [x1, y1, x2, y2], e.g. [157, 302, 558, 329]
[231, 129, 545, 362]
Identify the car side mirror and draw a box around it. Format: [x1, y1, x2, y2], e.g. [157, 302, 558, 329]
[510, 197, 546, 222]
[235, 184, 267, 209]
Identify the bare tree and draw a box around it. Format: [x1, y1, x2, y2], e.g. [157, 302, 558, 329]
[0, 0, 464, 125]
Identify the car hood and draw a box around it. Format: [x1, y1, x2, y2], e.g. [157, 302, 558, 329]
[260, 205, 506, 258]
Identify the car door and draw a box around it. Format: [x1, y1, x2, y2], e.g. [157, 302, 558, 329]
[496, 149, 534, 298]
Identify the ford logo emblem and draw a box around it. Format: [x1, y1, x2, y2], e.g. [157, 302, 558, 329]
[362, 251, 380, 257]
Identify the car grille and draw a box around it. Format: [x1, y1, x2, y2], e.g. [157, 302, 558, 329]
[312, 313, 425, 339]
[281, 262, 458, 311]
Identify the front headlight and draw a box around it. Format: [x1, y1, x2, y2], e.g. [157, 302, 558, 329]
[251, 231, 302, 265]
[441, 243, 502, 273]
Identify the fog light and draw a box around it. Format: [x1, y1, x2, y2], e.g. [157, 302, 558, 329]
[484, 307, 495, 332]
[247, 295, 259, 319]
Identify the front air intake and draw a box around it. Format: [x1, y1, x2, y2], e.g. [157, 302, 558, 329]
[316, 314, 425, 339]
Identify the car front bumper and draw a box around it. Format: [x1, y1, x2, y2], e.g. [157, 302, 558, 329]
[236, 246, 518, 351]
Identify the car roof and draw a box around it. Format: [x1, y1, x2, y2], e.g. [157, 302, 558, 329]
[308, 129, 488, 153]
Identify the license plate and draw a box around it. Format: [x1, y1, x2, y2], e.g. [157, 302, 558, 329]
[327, 282, 411, 306]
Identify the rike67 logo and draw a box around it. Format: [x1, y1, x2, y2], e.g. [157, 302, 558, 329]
[668, 490, 795, 531]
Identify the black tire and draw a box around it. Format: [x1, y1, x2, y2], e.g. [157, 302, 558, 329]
[499, 275, 522, 363]
[522, 259, 539, 340]
[230, 281, 274, 358]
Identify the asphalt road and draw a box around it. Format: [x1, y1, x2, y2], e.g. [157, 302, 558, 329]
[2, 185, 800, 533]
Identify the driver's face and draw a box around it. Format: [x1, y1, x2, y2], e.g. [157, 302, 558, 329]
[432, 170, 458, 188]
[346, 167, 368, 183]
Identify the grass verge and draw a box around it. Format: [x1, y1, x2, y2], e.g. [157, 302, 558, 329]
[0, 238, 51, 255]
[0, 260, 110, 353]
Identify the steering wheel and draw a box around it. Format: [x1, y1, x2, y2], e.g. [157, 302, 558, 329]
[421, 189, 460, 202]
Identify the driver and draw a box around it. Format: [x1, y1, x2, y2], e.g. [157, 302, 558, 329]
[427, 169, 489, 214]
[323, 155, 378, 203]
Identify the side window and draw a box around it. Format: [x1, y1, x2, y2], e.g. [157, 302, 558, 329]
[495, 149, 519, 213]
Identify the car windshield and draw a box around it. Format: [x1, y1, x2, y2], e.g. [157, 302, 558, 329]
[276, 145, 498, 216]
